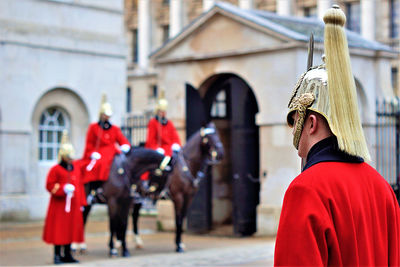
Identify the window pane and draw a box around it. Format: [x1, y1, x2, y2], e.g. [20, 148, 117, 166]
[39, 148, 43, 160]
[57, 114, 65, 126]
[39, 130, 44, 142]
[40, 114, 46, 124]
[47, 148, 52, 160]
[57, 131, 62, 143]
[47, 131, 53, 142]
[217, 90, 226, 101]
[48, 107, 56, 116]
[218, 103, 226, 117]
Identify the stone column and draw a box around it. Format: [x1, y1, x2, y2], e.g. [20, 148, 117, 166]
[170, 0, 183, 38]
[239, 0, 254, 10]
[317, 0, 333, 20]
[361, 0, 375, 40]
[203, 0, 216, 12]
[138, 0, 151, 69]
[276, 0, 292, 16]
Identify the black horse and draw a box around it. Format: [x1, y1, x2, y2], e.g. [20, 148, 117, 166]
[83, 148, 171, 257]
[132, 122, 224, 252]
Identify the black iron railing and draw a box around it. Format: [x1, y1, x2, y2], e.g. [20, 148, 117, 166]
[121, 112, 153, 147]
[376, 97, 400, 201]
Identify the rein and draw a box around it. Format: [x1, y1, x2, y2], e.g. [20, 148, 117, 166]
[178, 126, 219, 187]
[178, 151, 209, 188]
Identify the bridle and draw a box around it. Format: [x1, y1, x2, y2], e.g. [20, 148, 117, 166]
[200, 127, 222, 164]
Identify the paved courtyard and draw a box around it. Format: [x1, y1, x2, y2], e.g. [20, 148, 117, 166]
[0, 215, 275, 266]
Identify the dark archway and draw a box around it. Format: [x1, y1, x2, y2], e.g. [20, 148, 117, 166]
[186, 73, 260, 236]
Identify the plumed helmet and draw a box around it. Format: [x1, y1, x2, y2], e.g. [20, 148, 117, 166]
[58, 130, 75, 161]
[156, 98, 168, 112]
[287, 5, 370, 161]
[156, 89, 168, 112]
[99, 93, 113, 118]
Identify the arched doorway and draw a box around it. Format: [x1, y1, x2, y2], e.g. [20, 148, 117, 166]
[186, 74, 260, 236]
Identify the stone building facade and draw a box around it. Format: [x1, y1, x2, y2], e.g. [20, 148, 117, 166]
[124, 0, 397, 235]
[0, 0, 126, 220]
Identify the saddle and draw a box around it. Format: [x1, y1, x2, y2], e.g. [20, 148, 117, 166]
[133, 151, 177, 203]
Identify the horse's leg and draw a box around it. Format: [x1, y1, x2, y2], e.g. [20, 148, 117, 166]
[76, 183, 92, 254]
[173, 193, 185, 253]
[82, 204, 92, 225]
[107, 199, 118, 257]
[116, 200, 131, 257]
[132, 202, 143, 248]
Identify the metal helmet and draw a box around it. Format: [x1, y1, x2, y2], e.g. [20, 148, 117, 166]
[287, 5, 370, 161]
[99, 93, 113, 118]
[58, 130, 75, 161]
[156, 98, 168, 112]
[156, 89, 168, 112]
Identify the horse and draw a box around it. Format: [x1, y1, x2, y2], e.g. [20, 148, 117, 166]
[82, 147, 172, 257]
[132, 122, 224, 252]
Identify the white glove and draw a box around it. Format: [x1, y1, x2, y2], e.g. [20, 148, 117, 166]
[120, 144, 131, 153]
[171, 143, 181, 152]
[156, 147, 165, 155]
[91, 152, 101, 160]
[63, 183, 75, 194]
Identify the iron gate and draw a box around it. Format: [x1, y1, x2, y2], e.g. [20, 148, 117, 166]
[376, 97, 400, 201]
[121, 112, 152, 147]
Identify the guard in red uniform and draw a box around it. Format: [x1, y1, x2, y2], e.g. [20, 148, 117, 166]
[81, 94, 131, 202]
[274, 5, 400, 266]
[43, 131, 85, 264]
[145, 96, 181, 157]
[139, 95, 181, 187]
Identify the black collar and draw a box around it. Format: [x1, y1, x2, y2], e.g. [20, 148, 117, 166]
[155, 115, 168, 125]
[98, 120, 112, 130]
[302, 136, 364, 172]
[59, 160, 73, 171]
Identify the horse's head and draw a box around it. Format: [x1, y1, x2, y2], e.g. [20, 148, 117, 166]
[199, 122, 224, 164]
[123, 148, 172, 184]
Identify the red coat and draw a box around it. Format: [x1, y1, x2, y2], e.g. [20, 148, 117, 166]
[42, 162, 85, 245]
[275, 162, 400, 266]
[81, 122, 130, 183]
[145, 117, 181, 157]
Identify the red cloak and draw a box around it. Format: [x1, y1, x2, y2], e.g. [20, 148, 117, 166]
[81, 122, 130, 183]
[275, 162, 400, 266]
[42, 162, 85, 245]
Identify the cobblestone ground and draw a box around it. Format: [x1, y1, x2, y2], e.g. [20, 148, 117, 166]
[0, 216, 275, 266]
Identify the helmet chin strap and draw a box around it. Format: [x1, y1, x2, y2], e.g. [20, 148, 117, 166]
[291, 93, 315, 149]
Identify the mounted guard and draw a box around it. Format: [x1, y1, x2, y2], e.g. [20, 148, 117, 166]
[81, 93, 131, 203]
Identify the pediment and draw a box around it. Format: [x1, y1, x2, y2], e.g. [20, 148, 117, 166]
[152, 12, 290, 63]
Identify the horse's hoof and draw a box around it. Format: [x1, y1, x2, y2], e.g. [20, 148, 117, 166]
[134, 235, 144, 249]
[176, 246, 185, 253]
[122, 249, 131, 257]
[109, 248, 118, 258]
[79, 243, 87, 255]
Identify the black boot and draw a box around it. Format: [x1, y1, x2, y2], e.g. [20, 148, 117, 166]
[54, 245, 63, 264]
[62, 244, 79, 263]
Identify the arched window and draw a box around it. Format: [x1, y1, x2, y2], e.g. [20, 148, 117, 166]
[211, 90, 227, 118]
[38, 107, 69, 162]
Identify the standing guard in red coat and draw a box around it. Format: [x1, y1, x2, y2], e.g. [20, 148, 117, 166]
[43, 130, 85, 264]
[274, 5, 400, 266]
